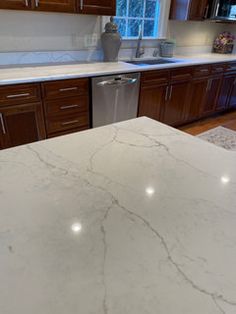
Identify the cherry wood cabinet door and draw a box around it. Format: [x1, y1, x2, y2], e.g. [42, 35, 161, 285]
[228, 77, 236, 109]
[217, 75, 235, 111]
[162, 81, 191, 126]
[33, 0, 76, 12]
[0, 0, 32, 10]
[78, 0, 116, 16]
[0, 102, 46, 149]
[201, 76, 222, 116]
[138, 85, 167, 121]
[189, 0, 209, 20]
[186, 78, 208, 122]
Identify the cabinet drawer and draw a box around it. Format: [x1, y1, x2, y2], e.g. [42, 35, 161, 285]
[42, 78, 89, 100]
[44, 96, 89, 117]
[141, 70, 169, 87]
[193, 65, 211, 77]
[0, 84, 41, 105]
[170, 67, 193, 82]
[225, 62, 236, 73]
[46, 112, 89, 134]
[211, 64, 225, 74]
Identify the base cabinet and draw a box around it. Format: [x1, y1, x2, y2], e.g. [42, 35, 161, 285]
[201, 76, 222, 116]
[0, 102, 46, 149]
[162, 81, 191, 126]
[78, 0, 116, 15]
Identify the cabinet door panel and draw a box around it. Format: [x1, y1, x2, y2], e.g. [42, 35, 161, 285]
[217, 75, 235, 111]
[33, 0, 76, 12]
[162, 82, 191, 126]
[189, 0, 209, 20]
[228, 81, 236, 109]
[0, 0, 31, 10]
[0, 103, 46, 149]
[202, 76, 222, 116]
[78, 0, 116, 15]
[138, 85, 167, 121]
[186, 79, 208, 121]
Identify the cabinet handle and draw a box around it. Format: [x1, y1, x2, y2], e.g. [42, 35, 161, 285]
[35, 0, 39, 7]
[0, 113, 6, 135]
[80, 0, 83, 10]
[6, 93, 30, 99]
[204, 5, 209, 19]
[169, 86, 173, 100]
[60, 104, 79, 110]
[59, 87, 78, 92]
[165, 86, 169, 101]
[215, 3, 220, 16]
[234, 78, 236, 85]
[25, 0, 29, 6]
[61, 120, 79, 126]
[206, 79, 212, 91]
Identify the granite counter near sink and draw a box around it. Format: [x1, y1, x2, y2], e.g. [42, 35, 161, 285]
[0, 117, 236, 314]
[1, 53, 236, 85]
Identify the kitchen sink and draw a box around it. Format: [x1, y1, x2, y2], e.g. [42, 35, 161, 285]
[125, 59, 180, 66]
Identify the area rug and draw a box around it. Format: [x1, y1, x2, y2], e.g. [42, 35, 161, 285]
[198, 126, 236, 151]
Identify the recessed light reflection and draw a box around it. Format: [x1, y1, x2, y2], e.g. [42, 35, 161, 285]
[146, 187, 155, 196]
[71, 222, 82, 233]
[221, 176, 230, 184]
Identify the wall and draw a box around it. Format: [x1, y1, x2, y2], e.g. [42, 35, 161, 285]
[0, 10, 100, 52]
[0, 9, 236, 54]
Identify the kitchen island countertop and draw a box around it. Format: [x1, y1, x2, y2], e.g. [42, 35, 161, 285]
[0, 117, 236, 314]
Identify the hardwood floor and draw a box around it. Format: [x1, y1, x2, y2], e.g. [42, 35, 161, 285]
[179, 111, 236, 135]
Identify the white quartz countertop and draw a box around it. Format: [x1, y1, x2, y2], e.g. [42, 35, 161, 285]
[0, 117, 236, 314]
[1, 53, 236, 85]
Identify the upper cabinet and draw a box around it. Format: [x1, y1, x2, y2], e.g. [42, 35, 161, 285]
[77, 0, 116, 15]
[0, 0, 31, 10]
[0, 0, 116, 15]
[32, 0, 76, 13]
[170, 0, 209, 21]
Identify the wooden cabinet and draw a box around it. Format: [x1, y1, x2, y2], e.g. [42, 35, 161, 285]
[138, 70, 169, 122]
[0, 0, 31, 10]
[186, 78, 208, 121]
[170, 0, 209, 20]
[201, 76, 222, 116]
[0, 83, 46, 149]
[33, 0, 76, 13]
[0, 0, 115, 15]
[42, 78, 90, 138]
[78, 0, 116, 15]
[162, 81, 191, 126]
[139, 68, 192, 127]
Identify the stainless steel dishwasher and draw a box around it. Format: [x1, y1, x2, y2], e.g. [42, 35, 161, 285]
[92, 73, 140, 128]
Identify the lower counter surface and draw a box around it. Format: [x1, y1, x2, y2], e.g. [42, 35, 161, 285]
[0, 117, 236, 314]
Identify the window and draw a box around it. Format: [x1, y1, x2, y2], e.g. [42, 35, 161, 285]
[115, 0, 160, 39]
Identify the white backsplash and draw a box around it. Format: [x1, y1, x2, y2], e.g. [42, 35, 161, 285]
[0, 9, 235, 66]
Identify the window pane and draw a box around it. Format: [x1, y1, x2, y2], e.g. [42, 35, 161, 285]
[128, 0, 144, 17]
[127, 19, 142, 37]
[116, 0, 127, 17]
[143, 20, 155, 37]
[114, 18, 126, 37]
[145, 0, 157, 18]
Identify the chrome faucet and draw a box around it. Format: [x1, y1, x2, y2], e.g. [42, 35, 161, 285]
[135, 26, 145, 58]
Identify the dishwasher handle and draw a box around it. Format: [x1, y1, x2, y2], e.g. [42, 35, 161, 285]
[97, 77, 137, 87]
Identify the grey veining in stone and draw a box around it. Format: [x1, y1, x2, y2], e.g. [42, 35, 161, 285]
[0, 117, 236, 314]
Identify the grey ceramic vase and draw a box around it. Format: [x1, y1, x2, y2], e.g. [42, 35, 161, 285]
[101, 17, 122, 62]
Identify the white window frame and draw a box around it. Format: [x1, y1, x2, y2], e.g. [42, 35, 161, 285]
[102, 0, 171, 40]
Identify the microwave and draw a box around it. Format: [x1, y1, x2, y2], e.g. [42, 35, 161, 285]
[210, 0, 236, 21]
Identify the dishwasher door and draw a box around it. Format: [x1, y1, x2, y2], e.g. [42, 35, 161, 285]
[92, 73, 140, 128]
